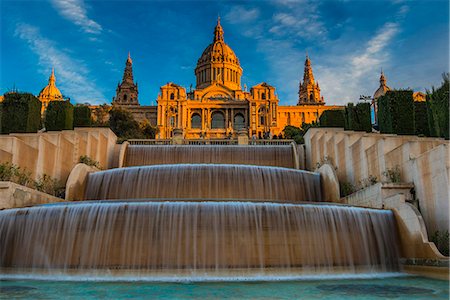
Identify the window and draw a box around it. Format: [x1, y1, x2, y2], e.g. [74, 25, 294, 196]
[233, 113, 245, 130]
[258, 107, 266, 126]
[211, 111, 225, 129]
[123, 94, 127, 102]
[191, 113, 201, 129]
[170, 93, 175, 100]
[262, 92, 266, 100]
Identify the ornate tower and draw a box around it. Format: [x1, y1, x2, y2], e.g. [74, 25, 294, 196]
[113, 52, 139, 106]
[373, 71, 390, 100]
[38, 68, 64, 114]
[195, 17, 243, 91]
[297, 55, 324, 105]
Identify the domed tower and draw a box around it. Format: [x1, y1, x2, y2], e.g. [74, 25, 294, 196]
[113, 52, 139, 106]
[195, 17, 243, 91]
[38, 68, 64, 114]
[373, 71, 390, 100]
[298, 55, 324, 105]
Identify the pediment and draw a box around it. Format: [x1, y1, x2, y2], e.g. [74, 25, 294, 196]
[200, 83, 235, 101]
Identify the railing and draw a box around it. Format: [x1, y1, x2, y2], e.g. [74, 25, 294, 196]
[127, 139, 294, 146]
[183, 139, 239, 145]
[250, 139, 294, 145]
[128, 139, 172, 145]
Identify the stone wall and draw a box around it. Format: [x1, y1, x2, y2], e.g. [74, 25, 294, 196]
[0, 128, 117, 185]
[0, 181, 65, 209]
[304, 127, 449, 234]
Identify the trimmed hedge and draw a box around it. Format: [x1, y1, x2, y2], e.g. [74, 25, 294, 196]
[427, 74, 449, 139]
[378, 90, 414, 135]
[319, 109, 345, 128]
[44, 100, 74, 131]
[1, 93, 42, 134]
[344, 102, 371, 132]
[73, 105, 92, 127]
[414, 101, 429, 136]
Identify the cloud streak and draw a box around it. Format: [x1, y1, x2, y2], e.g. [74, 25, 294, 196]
[51, 0, 102, 34]
[15, 23, 105, 104]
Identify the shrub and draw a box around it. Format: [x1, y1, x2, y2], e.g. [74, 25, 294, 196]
[73, 105, 92, 127]
[414, 101, 429, 136]
[430, 230, 449, 256]
[344, 102, 371, 132]
[45, 100, 74, 131]
[378, 90, 415, 135]
[339, 181, 355, 197]
[0, 162, 33, 188]
[359, 175, 378, 189]
[109, 107, 145, 143]
[79, 155, 100, 169]
[0, 92, 42, 134]
[319, 109, 345, 128]
[427, 73, 449, 139]
[383, 165, 401, 183]
[34, 173, 62, 196]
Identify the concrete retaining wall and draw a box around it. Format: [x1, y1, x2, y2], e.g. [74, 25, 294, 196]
[304, 128, 449, 234]
[0, 128, 117, 185]
[0, 181, 64, 209]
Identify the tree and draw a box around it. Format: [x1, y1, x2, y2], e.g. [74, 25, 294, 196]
[109, 107, 145, 142]
[140, 120, 157, 139]
[427, 73, 449, 139]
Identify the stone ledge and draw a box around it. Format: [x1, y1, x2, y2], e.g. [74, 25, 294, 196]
[0, 181, 64, 209]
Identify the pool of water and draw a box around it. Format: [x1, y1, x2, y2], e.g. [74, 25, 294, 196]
[0, 276, 448, 299]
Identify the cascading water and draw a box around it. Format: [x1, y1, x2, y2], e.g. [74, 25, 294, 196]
[0, 145, 402, 281]
[124, 145, 296, 168]
[0, 202, 399, 279]
[83, 164, 322, 203]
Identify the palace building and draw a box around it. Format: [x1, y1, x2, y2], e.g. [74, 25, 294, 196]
[38, 68, 66, 114]
[112, 18, 343, 139]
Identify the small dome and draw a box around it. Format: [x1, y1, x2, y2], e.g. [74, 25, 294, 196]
[39, 69, 63, 100]
[373, 71, 390, 99]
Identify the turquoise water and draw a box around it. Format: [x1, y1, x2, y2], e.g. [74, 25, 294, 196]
[0, 276, 448, 299]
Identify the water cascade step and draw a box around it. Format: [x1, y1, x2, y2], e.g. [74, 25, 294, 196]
[0, 202, 399, 276]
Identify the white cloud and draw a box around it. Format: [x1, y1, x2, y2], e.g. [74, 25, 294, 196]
[15, 23, 106, 104]
[225, 6, 260, 24]
[51, 0, 102, 34]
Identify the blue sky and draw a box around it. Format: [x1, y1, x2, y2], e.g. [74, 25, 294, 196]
[1, 0, 448, 106]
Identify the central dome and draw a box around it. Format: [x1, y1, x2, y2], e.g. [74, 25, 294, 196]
[195, 18, 243, 91]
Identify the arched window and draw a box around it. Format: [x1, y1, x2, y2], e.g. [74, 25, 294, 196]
[211, 111, 225, 129]
[170, 93, 175, 100]
[258, 107, 266, 126]
[123, 94, 127, 102]
[191, 113, 201, 129]
[309, 93, 314, 102]
[233, 113, 245, 130]
[262, 92, 266, 100]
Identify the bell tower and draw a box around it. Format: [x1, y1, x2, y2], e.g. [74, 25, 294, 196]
[113, 52, 139, 106]
[298, 55, 324, 105]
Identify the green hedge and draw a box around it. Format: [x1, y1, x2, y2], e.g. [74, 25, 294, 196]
[344, 102, 371, 132]
[378, 90, 414, 135]
[73, 105, 92, 127]
[414, 101, 429, 136]
[44, 100, 74, 131]
[427, 74, 449, 139]
[319, 109, 345, 128]
[1, 93, 42, 134]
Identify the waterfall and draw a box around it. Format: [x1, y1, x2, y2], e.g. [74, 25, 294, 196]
[84, 164, 322, 203]
[0, 202, 399, 276]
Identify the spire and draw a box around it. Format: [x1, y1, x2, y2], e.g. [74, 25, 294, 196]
[302, 54, 315, 85]
[214, 16, 224, 42]
[380, 69, 386, 86]
[122, 53, 134, 84]
[49, 68, 56, 85]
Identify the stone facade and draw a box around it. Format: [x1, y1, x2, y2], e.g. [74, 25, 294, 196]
[110, 18, 343, 139]
[38, 68, 66, 114]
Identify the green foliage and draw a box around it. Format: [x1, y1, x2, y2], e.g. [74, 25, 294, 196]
[344, 102, 372, 132]
[414, 101, 429, 136]
[383, 165, 401, 183]
[34, 174, 63, 197]
[427, 73, 449, 139]
[79, 155, 100, 169]
[92, 104, 110, 127]
[1, 92, 42, 134]
[430, 230, 449, 256]
[319, 109, 345, 128]
[109, 107, 145, 143]
[378, 90, 415, 135]
[45, 100, 74, 131]
[339, 181, 355, 197]
[73, 105, 92, 127]
[282, 123, 317, 144]
[359, 175, 378, 189]
[140, 121, 157, 139]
